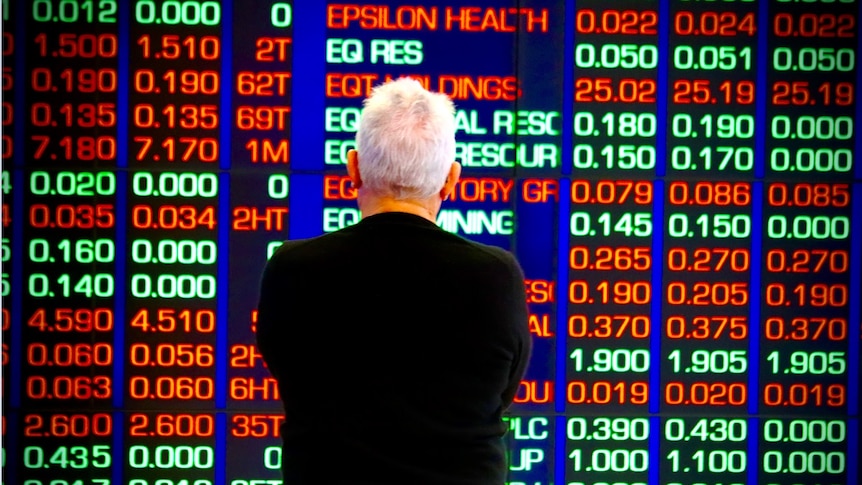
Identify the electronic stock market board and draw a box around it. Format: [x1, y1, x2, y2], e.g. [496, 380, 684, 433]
[1, 1, 861, 484]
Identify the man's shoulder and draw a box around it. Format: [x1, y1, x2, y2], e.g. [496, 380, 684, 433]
[266, 217, 520, 275]
[455, 236, 518, 268]
[266, 233, 335, 262]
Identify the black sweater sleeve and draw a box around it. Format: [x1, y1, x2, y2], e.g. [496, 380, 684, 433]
[255, 241, 291, 381]
[499, 251, 532, 409]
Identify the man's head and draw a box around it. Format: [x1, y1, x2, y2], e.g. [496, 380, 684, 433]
[347, 77, 461, 220]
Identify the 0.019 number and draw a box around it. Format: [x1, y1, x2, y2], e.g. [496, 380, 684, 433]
[762, 383, 845, 407]
[567, 381, 648, 405]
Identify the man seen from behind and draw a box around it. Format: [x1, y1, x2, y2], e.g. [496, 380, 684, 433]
[256, 77, 532, 484]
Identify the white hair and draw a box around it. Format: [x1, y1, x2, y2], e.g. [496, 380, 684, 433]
[355, 77, 456, 200]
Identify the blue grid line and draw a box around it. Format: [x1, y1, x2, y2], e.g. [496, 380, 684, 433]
[555, 414, 566, 484]
[112, 410, 124, 485]
[10, 170, 23, 409]
[748, 182, 762, 416]
[112, 0, 129, 411]
[112, 10, 129, 485]
[555, 1, 575, 481]
[857, 0, 862, 181]
[649, 180, 663, 414]
[556, 178, 570, 417]
[117, 0, 129, 169]
[848, 418, 858, 485]
[219, 0, 233, 172]
[849, 183, 861, 417]
[560, 0, 575, 178]
[215, 410, 227, 485]
[649, 416, 660, 485]
[113, 173, 126, 410]
[290, 0, 326, 170]
[12, 0, 25, 169]
[756, 0, 769, 179]
[655, 0, 668, 178]
[747, 417, 758, 485]
[216, 172, 230, 410]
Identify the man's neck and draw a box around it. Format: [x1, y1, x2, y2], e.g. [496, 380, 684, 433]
[358, 194, 440, 223]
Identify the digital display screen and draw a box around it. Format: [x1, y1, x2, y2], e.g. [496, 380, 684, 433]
[1, 1, 860, 484]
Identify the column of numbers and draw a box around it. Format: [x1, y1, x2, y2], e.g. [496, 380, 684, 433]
[124, 1, 223, 482]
